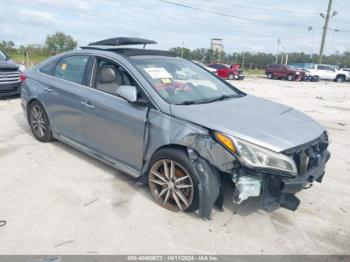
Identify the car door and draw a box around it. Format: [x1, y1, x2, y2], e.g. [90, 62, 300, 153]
[315, 65, 328, 79]
[275, 65, 284, 77]
[39, 55, 93, 144]
[78, 56, 148, 172]
[323, 66, 336, 80]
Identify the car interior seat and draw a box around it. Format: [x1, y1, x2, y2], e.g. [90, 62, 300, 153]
[96, 65, 123, 95]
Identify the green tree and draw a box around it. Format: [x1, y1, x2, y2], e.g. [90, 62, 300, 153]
[45, 32, 77, 53]
[0, 40, 15, 52]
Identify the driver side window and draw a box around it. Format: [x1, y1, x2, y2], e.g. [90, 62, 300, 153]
[93, 58, 137, 96]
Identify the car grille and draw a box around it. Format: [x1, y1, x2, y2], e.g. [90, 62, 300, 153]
[283, 132, 329, 176]
[0, 69, 20, 84]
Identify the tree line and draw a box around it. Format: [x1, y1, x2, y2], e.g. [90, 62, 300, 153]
[1, 32, 349, 68]
[169, 47, 350, 69]
[0, 32, 77, 66]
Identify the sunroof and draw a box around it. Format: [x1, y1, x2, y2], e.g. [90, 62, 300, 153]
[89, 37, 157, 47]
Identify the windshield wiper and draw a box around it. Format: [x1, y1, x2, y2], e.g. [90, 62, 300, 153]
[175, 100, 202, 105]
[202, 94, 239, 103]
[175, 94, 241, 105]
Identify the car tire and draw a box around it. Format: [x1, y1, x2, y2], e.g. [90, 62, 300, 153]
[28, 101, 53, 142]
[287, 74, 294, 81]
[148, 147, 199, 213]
[228, 74, 235, 80]
[336, 75, 345, 83]
[267, 73, 273, 79]
[313, 76, 319, 82]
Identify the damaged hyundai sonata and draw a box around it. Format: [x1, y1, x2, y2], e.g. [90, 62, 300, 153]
[21, 38, 330, 218]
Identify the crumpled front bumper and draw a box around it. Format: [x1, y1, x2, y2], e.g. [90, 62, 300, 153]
[233, 149, 331, 212]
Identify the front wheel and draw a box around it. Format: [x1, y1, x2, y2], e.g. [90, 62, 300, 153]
[29, 101, 53, 142]
[267, 73, 273, 79]
[287, 74, 294, 81]
[148, 148, 199, 212]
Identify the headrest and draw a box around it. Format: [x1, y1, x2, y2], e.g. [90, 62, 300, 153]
[101, 67, 116, 83]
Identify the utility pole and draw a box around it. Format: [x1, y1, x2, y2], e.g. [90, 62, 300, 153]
[181, 41, 184, 58]
[319, 0, 333, 63]
[275, 38, 281, 63]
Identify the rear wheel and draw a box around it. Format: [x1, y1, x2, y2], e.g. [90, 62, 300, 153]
[228, 74, 235, 80]
[267, 73, 273, 79]
[29, 101, 53, 142]
[336, 75, 345, 83]
[148, 148, 199, 212]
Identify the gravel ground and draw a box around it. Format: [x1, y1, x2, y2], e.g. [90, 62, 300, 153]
[0, 78, 349, 254]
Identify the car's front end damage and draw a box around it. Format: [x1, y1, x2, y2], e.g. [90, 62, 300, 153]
[230, 132, 330, 212]
[150, 94, 331, 219]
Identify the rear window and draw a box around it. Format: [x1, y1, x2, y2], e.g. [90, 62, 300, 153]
[39, 63, 54, 75]
[54, 55, 89, 85]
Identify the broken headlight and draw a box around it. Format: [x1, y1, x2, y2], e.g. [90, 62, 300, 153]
[215, 132, 297, 175]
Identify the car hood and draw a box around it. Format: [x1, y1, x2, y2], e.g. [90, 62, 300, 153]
[0, 59, 18, 69]
[170, 95, 325, 152]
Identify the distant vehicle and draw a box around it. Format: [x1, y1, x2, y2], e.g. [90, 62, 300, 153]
[302, 69, 319, 82]
[307, 64, 349, 83]
[265, 64, 305, 81]
[0, 49, 22, 97]
[192, 60, 217, 74]
[207, 62, 244, 80]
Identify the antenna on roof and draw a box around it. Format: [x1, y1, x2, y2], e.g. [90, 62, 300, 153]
[88, 37, 157, 49]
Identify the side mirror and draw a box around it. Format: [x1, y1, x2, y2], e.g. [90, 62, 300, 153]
[116, 85, 137, 103]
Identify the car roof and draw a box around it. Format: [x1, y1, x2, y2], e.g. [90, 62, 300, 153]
[80, 47, 177, 58]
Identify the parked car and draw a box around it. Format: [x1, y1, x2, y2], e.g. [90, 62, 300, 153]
[21, 37, 330, 218]
[0, 49, 22, 98]
[301, 69, 319, 82]
[265, 64, 305, 81]
[207, 62, 244, 80]
[192, 60, 217, 74]
[307, 64, 350, 83]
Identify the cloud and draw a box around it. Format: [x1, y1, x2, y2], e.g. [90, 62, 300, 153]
[0, 0, 349, 54]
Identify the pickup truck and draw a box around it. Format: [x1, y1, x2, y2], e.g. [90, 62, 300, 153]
[307, 64, 350, 83]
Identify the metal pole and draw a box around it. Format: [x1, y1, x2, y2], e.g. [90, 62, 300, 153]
[181, 42, 184, 58]
[275, 38, 280, 63]
[241, 51, 245, 69]
[319, 0, 333, 63]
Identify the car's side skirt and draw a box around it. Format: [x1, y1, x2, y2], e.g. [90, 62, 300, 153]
[56, 134, 141, 178]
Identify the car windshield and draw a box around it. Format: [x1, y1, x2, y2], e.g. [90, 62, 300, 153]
[0, 50, 7, 61]
[133, 58, 243, 105]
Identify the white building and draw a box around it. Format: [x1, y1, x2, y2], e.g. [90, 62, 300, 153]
[211, 38, 223, 53]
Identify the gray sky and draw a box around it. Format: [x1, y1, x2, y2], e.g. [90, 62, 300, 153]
[0, 0, 349, 54]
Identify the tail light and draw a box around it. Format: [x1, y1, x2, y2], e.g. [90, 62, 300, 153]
[20, 73, 27, 81]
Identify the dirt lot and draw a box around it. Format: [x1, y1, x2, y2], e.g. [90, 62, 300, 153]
[0, 78, 349, 254]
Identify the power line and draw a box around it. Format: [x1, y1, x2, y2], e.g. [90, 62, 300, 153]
[200, 0, 320, 15]
[159, 0, 312, 29]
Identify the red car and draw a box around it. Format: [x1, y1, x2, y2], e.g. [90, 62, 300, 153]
[265, 64, 305, 81]
[207, 63, 245, 80]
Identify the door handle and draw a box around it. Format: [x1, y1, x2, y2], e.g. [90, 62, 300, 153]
[81, 101, 95, 109]
[44, 87, 54, 93]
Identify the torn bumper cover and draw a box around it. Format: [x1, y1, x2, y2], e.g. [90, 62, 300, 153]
[233, 149, 330, 212]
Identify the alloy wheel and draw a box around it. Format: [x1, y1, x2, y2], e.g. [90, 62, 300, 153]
[149, 159, 194, 211]
[30, 105, 47, 138]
